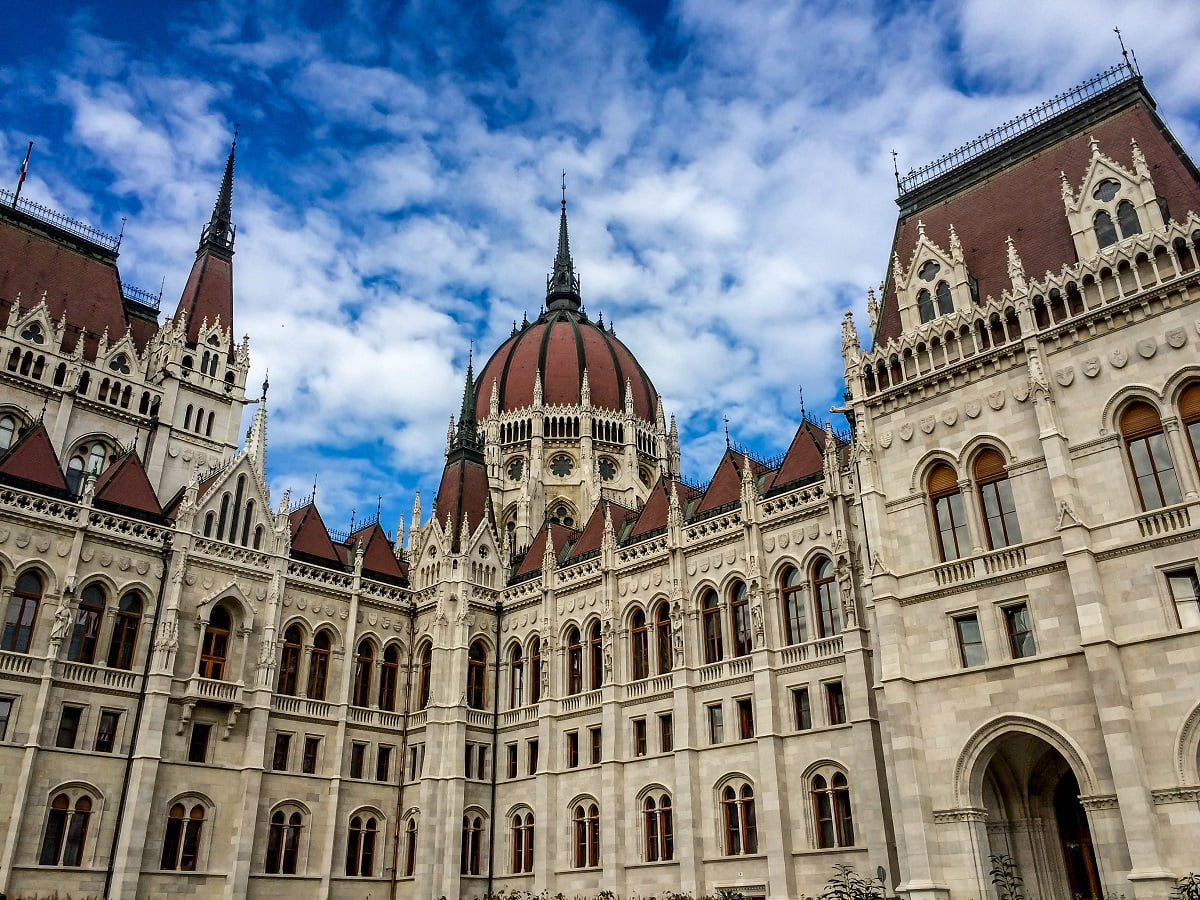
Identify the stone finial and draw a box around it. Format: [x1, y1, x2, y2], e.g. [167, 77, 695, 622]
[602, 502, 616, 552]
[489, 378, 499, 417]
[411, 490, 422, 532]
[1088, 135, 1100, 156]
[1130, 138, 1149, 177]
[1060, 170, 1074, 209]
[823, 419, 839, 481]
[542, 523, 556, 571]
[866, 289, 879, 331]
[459, 511, 471, 548]
[580, 368, 591, 407]
[841, 311, 859, 356]
[891, 252, 904, 285]
[1005, 236, 1026, 292]
[445, 416, 455, 457]
[916, 219, 926, 239]
[948, 223, 963, 262]
[623, 377, 634, 415]
[533, 369, 543, 407]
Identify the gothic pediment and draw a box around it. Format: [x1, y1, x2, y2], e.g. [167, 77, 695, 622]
[893, 222, 974, 333]
[1063, 137, 1165, 260]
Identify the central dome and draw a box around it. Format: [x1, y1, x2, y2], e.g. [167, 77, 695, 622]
[474, 308, 658, 421]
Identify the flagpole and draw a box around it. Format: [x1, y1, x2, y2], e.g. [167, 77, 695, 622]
[13, 140, 32, 208]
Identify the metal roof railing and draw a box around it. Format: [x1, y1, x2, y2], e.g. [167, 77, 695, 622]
[0, 189, 121, 253]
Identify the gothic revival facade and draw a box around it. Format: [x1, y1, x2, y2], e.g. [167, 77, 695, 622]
[0, 61, 1198, 900]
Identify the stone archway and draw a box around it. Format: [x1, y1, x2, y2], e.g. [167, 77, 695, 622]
[977, 731, 1102, 900]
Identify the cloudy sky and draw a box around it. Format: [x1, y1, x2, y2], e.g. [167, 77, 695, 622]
[2, 0, 1199, 537]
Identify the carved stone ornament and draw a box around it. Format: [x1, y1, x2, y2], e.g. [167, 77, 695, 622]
[763, 536, 775, 552]
[919, 416, 936, 435]
[898, 423, 914, 441]
[1137, 338, 1157, 359]
[1012, 383, 1031, 403]
[1083, 357, 1101, 378]
[1110, 347, 1128, 368]
[878, 431, 893, 449]
[942, 408, 958, 426]
[1054, 367, 1074, 387]
[1167, 327, 1187, 349]
[965, 400, 981, 419]
[777, 533, 789, 549]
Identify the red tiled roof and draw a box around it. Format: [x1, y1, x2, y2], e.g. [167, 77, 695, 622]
[563, 501, 609, 560]
[288, 503, 343, 566]
[513, 520, 579, 578]
[768, 421, 828, 490]
[92, 451, 163, 518]
[433, 454, 494, 553]
[0, 422, 69, 494]
[628, 480, 671, 539]
[346, 521, 405, 583]
[173, 249, 233, 349]
[694, 450, 767, 514]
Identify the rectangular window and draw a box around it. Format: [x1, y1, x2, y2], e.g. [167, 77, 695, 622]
[408, 743, 424, 781]
[302, 736, 320, 774]
[476, 746, 488, 780]
[187, 722, 212, 763]
[527, 738, 539, 775]
[56, 705, 83, 749]
[271, 733, 291, 771]
[506, 742, 518, 779]
[377, 745, 393, 782]
[954, 613, 986, 667]
[792, 687, 812, 730]
[566, 730, 579, 768]
[632, 718, 647, 757]
[350, 742, 366, 779]
[825, 681, 847, 726]
[1168, 567, 1200, 628]
[464, 743, 474, 778]
[0, 697, 12, 741]
[707, 703, 724, 744]
[736, 697, 754, 740]
[95, 710, 120, 753]
[1004, 603, 1036, 658]
[659, 713, 673, 752]
[589, 725, 602, 765]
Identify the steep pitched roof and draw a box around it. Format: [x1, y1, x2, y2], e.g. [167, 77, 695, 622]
[92, 451, 164, 519]
[513, 520, 578, 579]
[694, 450, 770, 514]
[0, 422, 69, 496]
[433, 454, 493, 554]
[288, 502, 344, 567]
[628, 480, 671, 539]
[346, 521, 406, 584]
[767, 420, 828, 491]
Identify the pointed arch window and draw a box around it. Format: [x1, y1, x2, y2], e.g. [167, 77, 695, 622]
[630, 609, 649, 680]
[39, 793, 92, 866]
[721, 783, 757, 855]
[935, 280, 953, 315]
[730, 580, 752, 657]
[812, 558, 841, 638]
[573, 802, 600, 868]
[654, 603, 673, 675]
[928, 462, 969, 560]
[460, 814, 483, 875]
[277, 626, 302, 695]
[975, 449, 1021, 548]
[588, 621, 603, 689]
[265, 809, 303, 874]
[307, 630, 331, 700]
[352, 641, 374, 707]
[466, 641, 487, 709]
[403, 817, 418, 877]
[917, 289, 935, 323]
[1120, 402, 1182, 510]
[67, 584, 105, 664]
[198, 606, 231, 680]
[511, 811, 534, 873]
[509, 643, 525, 709]
[161, 802, 206, 871]
[702, 590, 723, 663]
[566, 626, 583, 695]
[3, 571, 43, 653]
[1117, 200, 1141, 239]
[1181, 383, 1200, 468]
[781, 566, 807, 645]
[418, 644, 432, 709]
[1095, 210, 1118, 248]
[812, 770, 855, 848]
[0, 415, 14, 449]
[643, 793, 674, 862]
[345, 815, 378, 876]
[528, 637, 541, 704]
[107, 592, 142, 670]
[379, 644, 400, 711]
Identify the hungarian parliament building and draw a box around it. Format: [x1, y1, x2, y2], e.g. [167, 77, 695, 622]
[0, 61, 1197, 900]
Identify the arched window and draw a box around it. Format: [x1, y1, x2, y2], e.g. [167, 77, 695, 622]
[0, 415, 15, 449]
[107, 592, 142, 669]
[307, 630, 331, 700]
[39, 792, 92, 866]
[917, 289, 934, 323]
[265, 808, 304, 874]
[529, 637, 542, 704]
[975, 449, 1022, 548]
[511, 811, 534, 873]
[643, 793, 674, 862]
[654, 603, 673, 675]
[588, 621, 603, 689]
[1117, 200, 1141, 239]
[812, 769, 855, 848]
[509, 644, 525, 709]
[199, 606, 232, 680]
[573, 802, 600, 868]
[379, 644, 400, 711]
[1095, 210, 1118, 248]
[702, 590, 723, 663]
[935, 280, 953, 315]
[1181, 383, 1200, 468]
[403, 817, 418, 877]
[66, 457, 85, 495]
[460, 814, 483, 875]
[277, 626, 302, 695]
[1120, 402, 1182, 510]
[928, 462, 969, 560]
[630, 609, 649, 680]
[812, 558, 841, 638]
[345, 814, 378, 877]
[730, 581, 752, 657]
[566, 626, 583, 695]
[352, 641, 374, 707]
[161, 802, 205, 871]
[781, 566, 807, 644]
[67, 584, 105, 664]
[418, 644, 432, 709]
[466, 641, 487, 709]
[2, 571, 42, 653]
[721, 782, 758, 855]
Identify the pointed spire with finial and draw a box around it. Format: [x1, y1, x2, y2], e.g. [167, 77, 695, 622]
[201, 125, 238, 252]
[446, 346, 483, 462]
[546, 171, 581, 311]
[246, 371, 269, 472]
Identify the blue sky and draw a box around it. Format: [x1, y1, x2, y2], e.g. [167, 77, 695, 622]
[3, 1, 1200, 537]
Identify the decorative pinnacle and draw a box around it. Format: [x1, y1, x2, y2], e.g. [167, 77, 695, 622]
[201, 126, 238, 252]
[546, 174, 581, 311]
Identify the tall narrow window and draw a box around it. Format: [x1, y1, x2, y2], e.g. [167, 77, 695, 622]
[702, 590, 723, 663]
[955, 613, 985, 667]
[929, 463, 970, 560]
[460, 815, 483, 875]
[781, 567, 807, 645]
[1117, 200, 1141, 238]
[277, 626, 302, 695]
[107, 592, 142, 669]
[67, 584, 105, 663]
[266, 810, 303, 874]
[94, 710, 120, 753]
[573, 802, 600, 868]
[654, 603, 672, 674]
[812, 771, 855, 848]
[917, 289, 934, 323]
[812, 558, 841, 638]
[631, 609, 649, 680]
[1181, 383, 1200, 469]
[352, 641, 373, 707]
[529, 637, 542, 704]
[379, 644, 400, 711]
[39, 794, 92, 866]
[161, 802, 205, 871]
[975, 449, 1022, 549]
[722, 784, 757, 855]
[307, 630, 331, 700]
[511, 812, 534, 873]
[792, 687, 812, 730]
[1095, 210, 1118, 248]
[403, 818, 418, 876]
[588, 621, 603, 689]
[935, 280, 953, 315]
[826, 681, 847, 725]
[198, 606, 231, 680]
[346, 815, 377, 877]
[730, 581, 752, 656]
[1168, 568, 1200, 629]
[566, 627, 583, 694]
[1121, 402, 1182, 510]
[2, 571, 43, 653]
[466, 641, 487, 709]
[509, 644, 525, 709]
[418, 644, 432, 708]
[1004, 603, 1036, 659]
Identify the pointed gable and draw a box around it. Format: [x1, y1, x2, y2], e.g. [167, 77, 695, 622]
[628, 480, 671, 539]
[288, 503, 344, 568]
[92, 451, 164, 519]
[512, 520, 578, 579]
[563, 501, 609, 561]
[175, 252, 233, 348]
[768, 420, 828, 491]
[694, 450, 745, 514]
[0, 422, 69, 496]
[347, 521, 406, 585]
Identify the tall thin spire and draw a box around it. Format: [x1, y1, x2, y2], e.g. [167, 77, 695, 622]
[546, 171, 581, 311]
[200, 125, 238, 253]
[449, 346, 482, 458]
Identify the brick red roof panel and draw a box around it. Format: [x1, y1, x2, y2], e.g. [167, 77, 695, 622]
[174, 251, 233, 347]
[768, 421, 827, 489]
[93, 451, 163, 518]
[288, 503, 343, 565]
[0, 422, 68, 494]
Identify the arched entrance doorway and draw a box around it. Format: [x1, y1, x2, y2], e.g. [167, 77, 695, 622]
[977, 732, 1101, 900]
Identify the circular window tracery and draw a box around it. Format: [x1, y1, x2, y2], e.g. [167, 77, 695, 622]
[918, 260, 941, 282]
[1093, 179, 1120, 202]
[550, 454, 574, 477]
[507, 457, 524, 481]
[598, 458, 616, 481]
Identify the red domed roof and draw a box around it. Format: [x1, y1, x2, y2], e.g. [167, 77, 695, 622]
[475, 309, 658, 421]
